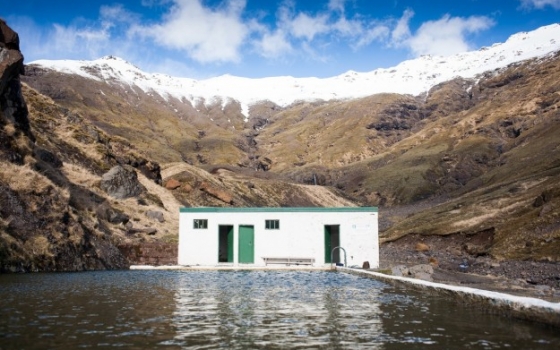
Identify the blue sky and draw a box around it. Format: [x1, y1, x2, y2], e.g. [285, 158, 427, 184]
[4, 0, 560, 78]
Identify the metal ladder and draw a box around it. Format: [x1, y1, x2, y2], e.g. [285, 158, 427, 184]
[330, 246, 347, 269]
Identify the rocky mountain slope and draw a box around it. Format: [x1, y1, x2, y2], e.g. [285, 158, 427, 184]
[1, 20, 560, 276]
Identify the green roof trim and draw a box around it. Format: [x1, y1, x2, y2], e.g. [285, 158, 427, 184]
[180, 207, 378, 213]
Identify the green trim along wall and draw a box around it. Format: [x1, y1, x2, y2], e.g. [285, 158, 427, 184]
[180, 207, 378, 213]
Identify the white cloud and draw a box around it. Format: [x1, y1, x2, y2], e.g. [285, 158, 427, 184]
[332, 16, 364, 37]
[143, 57, 201, 78]
[354, 25, 390, 49]
[391, 9, 413, 43]
[327, 0, 348, 13]
[252, 0, 391, 59]
[391, 11, 494, 57]
[40, 23, 109, 59]
[255, 29, 293, 59]
[10, 5, 143, 63]
[130, 0, 249, 63]
[519, 0, 560, 9]
[289, 13, 330, 41]
[100, 4, 131, 22]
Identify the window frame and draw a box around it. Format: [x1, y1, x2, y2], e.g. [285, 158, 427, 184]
[265, 219, 280, 230]
[193, 219, 208, 229]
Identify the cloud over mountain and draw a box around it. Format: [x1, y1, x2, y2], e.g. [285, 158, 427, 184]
[390, 9, 495, 57]
[6, 0, 560, 78]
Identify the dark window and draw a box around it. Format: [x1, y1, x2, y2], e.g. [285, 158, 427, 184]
[194, 219, 208, 229]
[265, 219, 279, 230]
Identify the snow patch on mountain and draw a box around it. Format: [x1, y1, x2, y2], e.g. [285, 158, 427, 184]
[30, 23, 560, 118]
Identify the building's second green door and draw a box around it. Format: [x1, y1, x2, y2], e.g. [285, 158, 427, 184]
[238, 225, 254, 263]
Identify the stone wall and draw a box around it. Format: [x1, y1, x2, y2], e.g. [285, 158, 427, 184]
[118, 243, 178, 266]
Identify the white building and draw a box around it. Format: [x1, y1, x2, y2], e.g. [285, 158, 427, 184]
[178, 207, 379, 268]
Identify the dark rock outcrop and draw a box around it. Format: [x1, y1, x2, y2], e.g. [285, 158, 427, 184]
[96, 202, 130, 225]
[33, 147, 62, 168]
[0, 19, 34, 165]
[114, 154, 162, 185]
[0, 19, 31, 139]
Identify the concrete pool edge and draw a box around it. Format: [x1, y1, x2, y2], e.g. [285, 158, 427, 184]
[130, 265, 332, 271]
[339, 267, 560, 328]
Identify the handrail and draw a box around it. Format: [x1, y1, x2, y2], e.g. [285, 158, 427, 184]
[330, 246, 347, 269]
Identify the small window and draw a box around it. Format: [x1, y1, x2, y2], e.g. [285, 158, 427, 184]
[194, 219, 208, 229]
[265, 219, 279, 230]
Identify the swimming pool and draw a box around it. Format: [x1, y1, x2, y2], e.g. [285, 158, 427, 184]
[0, 270, 558, 349]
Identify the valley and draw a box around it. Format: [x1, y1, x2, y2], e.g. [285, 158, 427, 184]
[1, 20, 559, 296]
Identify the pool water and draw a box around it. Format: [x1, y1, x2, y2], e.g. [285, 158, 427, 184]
[0, 270, 558, 349]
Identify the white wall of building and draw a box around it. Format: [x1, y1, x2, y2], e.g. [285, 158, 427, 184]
[178, 208, 378, 268]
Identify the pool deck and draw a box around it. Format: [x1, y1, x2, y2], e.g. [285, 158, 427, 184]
[130, 264, 332, 271]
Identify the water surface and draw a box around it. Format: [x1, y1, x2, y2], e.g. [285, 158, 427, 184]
[0, 270, 558, 349]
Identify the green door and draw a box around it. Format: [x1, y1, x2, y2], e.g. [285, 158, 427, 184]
[238, 225, 254, 263]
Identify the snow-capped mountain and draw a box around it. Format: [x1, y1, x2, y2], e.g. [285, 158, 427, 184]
[29, 23, 560, 118]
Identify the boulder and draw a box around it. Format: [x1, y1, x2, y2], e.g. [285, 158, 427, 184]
[463, 242, 489, 256]
[409, 264, 434, 277]
[146, 210, 164, 223]
[34, 147, 63, 168]
[145, 228, 157, 235]
[391, 265, 409, 277]
[100, 165, 145, 199]
[414, 272, 433, 281]
[200, 181, 233, 204]
[429, 256, 439, 266]
[127, 227, 157, 235]
[415, 242, 430, 252]
[164, 178, 181, 190]
[181, 183, 193, 193]
[96, 202, 130, 224]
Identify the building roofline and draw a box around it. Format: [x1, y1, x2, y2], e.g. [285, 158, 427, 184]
[180, 207, 378, 213]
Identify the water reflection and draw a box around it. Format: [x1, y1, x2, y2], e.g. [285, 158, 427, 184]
[171, 271, 385, 348]
[1, 270, 559, 349]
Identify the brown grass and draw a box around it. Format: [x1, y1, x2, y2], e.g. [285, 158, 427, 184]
[3, 124, 16, 137]
[0, 162, 68, 199]
[23, 236, 52, 257]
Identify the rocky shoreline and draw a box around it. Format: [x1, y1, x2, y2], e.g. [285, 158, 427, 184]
[378, 240, 560, 303]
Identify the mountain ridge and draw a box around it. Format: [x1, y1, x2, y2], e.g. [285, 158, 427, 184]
[28, 23, 560, 117]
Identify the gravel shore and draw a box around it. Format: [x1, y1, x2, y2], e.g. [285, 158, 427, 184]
[378, 238, 560, 303]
